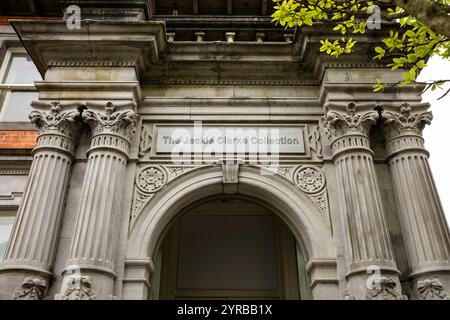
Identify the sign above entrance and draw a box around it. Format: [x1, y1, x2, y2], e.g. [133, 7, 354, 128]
[155, 125, 305, 154]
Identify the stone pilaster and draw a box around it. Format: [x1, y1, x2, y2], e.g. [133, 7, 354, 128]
[382, 103, 450, 300]
[324, 102, 402, 300]
[60, 102, 137, 300]
[0, 102, 81, 300]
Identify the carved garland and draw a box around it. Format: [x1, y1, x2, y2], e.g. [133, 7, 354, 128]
[417, 277, 450, 300]
[61, 276, 96, 300]
[366, 277, 404, 300]
[13, 277, 47, 300]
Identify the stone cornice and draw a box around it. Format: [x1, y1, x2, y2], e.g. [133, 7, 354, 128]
[10, 20, 167, 79]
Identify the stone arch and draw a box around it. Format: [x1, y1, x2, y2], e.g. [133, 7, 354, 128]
[127, 165, 334, 260]
[123, 165, 338, 299]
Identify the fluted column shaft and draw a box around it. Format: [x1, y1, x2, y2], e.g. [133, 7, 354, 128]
[60, 102, 136, 300]
[0, 102, 80, 300]
[382, 104, 450, 299]
[325, 103, 402, 300]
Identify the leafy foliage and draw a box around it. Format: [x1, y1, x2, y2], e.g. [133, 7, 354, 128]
[272, 0, 450, 98]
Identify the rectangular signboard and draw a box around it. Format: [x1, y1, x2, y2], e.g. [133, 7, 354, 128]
[155, 126, 305, 154]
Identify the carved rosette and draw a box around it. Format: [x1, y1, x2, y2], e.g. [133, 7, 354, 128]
[29, 102, 81, 155]
[381, 103, 432, 158]
[136, 165, 168, 194]
[83, 102, 137, 157]
[131, 166, 200, 227]
[13, 277, 47, 300]
[61, 276, 96, 300]
[366, 277, 403, 300]
[293, 165, 330, 226]
[324, 103, 378, 158]
[416, 277, 450, 300]
[294, 166, 325, 194]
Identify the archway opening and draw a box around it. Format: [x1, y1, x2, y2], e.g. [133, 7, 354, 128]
[150, 196, 312, 300]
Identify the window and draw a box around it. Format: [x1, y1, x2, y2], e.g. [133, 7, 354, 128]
[0, 48, 42, 122]
[0, 212, 15, 261]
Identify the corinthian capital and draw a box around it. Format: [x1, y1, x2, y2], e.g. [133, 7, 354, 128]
[324, 102, 379, 140]
[381, 103, 433, 140]
[83, 101, 137, 141]
[29, 101, 81, 138]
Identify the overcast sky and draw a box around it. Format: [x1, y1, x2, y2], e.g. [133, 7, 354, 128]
[418, 56, 450, 225]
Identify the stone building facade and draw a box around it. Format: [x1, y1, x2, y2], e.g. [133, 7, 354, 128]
[0, 1, 449, 300]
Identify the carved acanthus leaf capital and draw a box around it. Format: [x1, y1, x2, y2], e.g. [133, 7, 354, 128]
[382, 103, 433, 140]
[324, 103, 379, 140]
[29, 101, 81, 138]
[83, 101, 138, 141]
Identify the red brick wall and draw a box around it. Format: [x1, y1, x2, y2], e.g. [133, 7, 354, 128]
[0, 130, 38, 149]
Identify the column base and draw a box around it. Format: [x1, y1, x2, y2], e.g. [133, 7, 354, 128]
[408, 268, 450, 300]
[57, 266, 116, 300]
[345, 267, 404, 300]
[0, 268, 51, 300]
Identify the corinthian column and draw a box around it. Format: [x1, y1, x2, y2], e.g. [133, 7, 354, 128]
[382, 103, 450, 300]
[0, 102, 81, 300]
[324, 102, 402, 300]
[59, 102, 137, 300]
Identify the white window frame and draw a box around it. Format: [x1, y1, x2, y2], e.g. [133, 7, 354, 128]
[0, 210, 16, 262]
[0, 47, 39, 122]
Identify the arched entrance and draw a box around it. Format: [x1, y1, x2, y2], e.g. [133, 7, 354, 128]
[123, 166, 338, 300]
[152, 196, 311, 300]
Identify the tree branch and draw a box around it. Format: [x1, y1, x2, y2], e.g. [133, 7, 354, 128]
[395, 0, 450, 38]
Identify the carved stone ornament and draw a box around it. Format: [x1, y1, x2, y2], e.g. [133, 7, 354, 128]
[83, 101, 137, 141]
[136, 165, 168, 194]
[417, 277, 450, 300]
[308, 124, 323, 158]
[294, 166, 325, 194]
[139, 124, 153, 157]
[13, 277, 47, 300]
[382, 103, 433, 140]
[366, 277, 402, 300]
[61, 276, 96, 300]
[29, 101, 81, 137]
[324, 103, 379, 140]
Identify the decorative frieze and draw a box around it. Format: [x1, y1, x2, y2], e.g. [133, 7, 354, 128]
[13, 278, 47, 300]
[0, 168, 30, 175]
